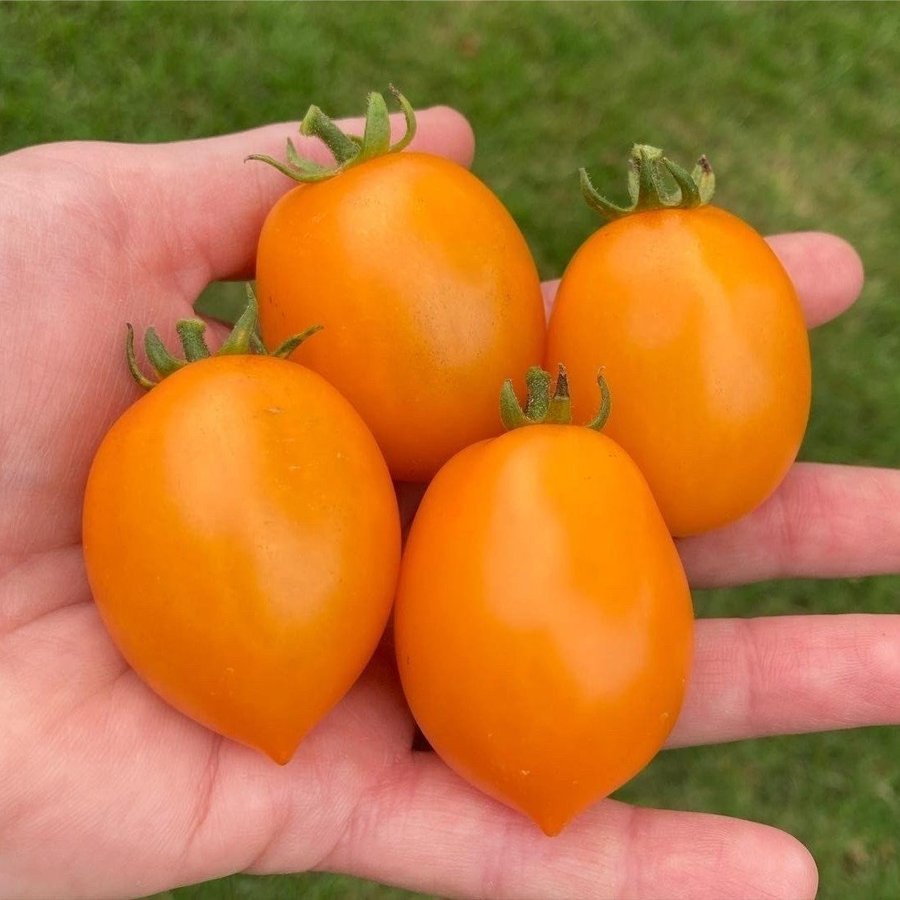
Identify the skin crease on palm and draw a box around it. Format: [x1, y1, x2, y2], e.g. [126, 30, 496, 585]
[0, 106, 898, 900]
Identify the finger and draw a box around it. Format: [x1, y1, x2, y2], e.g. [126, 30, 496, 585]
[26, 105, 475, 293]
[669, 614, 900, 748]
[541, 230, 864, 327]
[766, 232, 864, 327]
[314, 753, 817, 900]
[541, 279, 559, 319]
[679, 463, 900, 587]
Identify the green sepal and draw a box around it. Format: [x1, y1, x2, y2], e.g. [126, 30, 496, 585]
[247, 85, 417, 183]
[693, 155, 715, 204]
[144, 327, 185, 376]
[247, 150, 335, 184]
[126, 324, 157, 390]
[217, 285, 259, 355]
[386, 84, 417, 152]
[585, 372, 612, 431]
[271, 325, 324, 359]
[125, 284, 322, 391]
[663, 157, 701, 208]
[581, 144, 716, 221]
[357, 92, 391, 162]
[499, 379, 531, 429]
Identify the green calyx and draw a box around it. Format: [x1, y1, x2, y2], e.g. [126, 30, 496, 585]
[126, 285, 322, 390]
[500, 365, 611, 431]
[246, 85, 417, 183]
[580, 144, 715, 221]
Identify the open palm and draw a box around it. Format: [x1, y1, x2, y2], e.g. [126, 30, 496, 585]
[1, 108, 897, 900]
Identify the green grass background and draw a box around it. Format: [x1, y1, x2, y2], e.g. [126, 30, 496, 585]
[2, 2, 898, 897]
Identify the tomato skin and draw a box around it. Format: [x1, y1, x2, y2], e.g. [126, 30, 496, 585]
[394, 426, 693, 835]
[256, 152, 546, 482]
[546, 205, 811, 536]
[82, 356, 400, 763]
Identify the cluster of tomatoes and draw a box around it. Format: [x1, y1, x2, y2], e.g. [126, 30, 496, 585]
[82, 89, 810, 836]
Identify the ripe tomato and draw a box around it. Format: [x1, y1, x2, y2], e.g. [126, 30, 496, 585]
[254, 90, 546, 482]
[83, 345, 400, 764]
[546, 147, 811, 536]
[394, 372, 693, 835]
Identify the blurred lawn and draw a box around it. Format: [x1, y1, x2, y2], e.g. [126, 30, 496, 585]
[3, 2, 898, 898]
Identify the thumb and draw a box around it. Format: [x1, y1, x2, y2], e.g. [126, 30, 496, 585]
[121, 104, 475, 289]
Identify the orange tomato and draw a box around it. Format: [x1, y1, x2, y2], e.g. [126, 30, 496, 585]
[394, 422, 693, 835]
[547, 153, 810, 536]
[256, 150, 546, 483]
[83, 354, 400, 763]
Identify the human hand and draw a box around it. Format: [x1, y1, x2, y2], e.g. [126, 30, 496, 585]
[1, 109, 897, 899]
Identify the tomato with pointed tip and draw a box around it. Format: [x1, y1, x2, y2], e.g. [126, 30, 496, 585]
[83, 312, 400, 764]
[546, 146, 811, 536]
[253, 89, 546, 482]
[394, 370, 693, 835]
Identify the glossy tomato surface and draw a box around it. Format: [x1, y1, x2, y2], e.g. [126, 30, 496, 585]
[256, 152, 546, 482]
[394, 425, 693, 835]
[82, 355, 400, 763]
[546, 205, 811, 536]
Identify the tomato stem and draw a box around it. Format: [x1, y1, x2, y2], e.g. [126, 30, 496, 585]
[581, 145, 716, 221]
[500, 365, 609, 431]
[246, 86, 417, 183]
[523, 367, 552, 421]
[301, 106, 359, 165]
[125, 285, 322, 390]
[176, 320, 212, 362]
